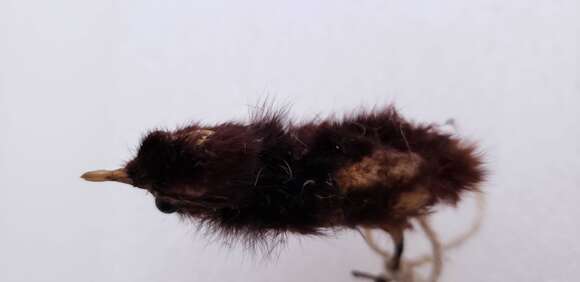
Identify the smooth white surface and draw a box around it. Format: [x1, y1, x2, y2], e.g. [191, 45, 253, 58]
[1, 1, 579, 281]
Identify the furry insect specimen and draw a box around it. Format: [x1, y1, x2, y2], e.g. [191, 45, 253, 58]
[82, 105, 485, 273]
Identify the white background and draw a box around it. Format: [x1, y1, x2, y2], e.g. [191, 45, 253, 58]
[1, 1, 579, 281]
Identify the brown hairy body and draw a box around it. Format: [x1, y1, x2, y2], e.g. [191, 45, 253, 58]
[82, 105, 485, 271]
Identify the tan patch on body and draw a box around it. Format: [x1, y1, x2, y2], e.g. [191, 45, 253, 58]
[194, 129, 215, 145]
[335, 149, 423, 191]
[183, 129, 215, 145]
[393, 188, 431, 214]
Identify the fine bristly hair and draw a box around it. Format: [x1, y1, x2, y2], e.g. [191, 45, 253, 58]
[95, 104, 485, 251]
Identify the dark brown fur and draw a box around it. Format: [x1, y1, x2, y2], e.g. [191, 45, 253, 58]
[123, 105, 485, 248]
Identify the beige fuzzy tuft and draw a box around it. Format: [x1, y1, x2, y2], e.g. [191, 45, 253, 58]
[335, 149, 423, 191]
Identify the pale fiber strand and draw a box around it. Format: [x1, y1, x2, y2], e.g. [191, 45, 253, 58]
[360, 192, 485, 282]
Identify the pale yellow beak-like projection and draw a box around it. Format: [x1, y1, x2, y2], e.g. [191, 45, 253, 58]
[81, 168, 133, 185]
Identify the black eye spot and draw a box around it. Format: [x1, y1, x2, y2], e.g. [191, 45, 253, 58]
[155, 198, 177, 214]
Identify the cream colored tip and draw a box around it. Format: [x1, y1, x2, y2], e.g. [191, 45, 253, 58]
[81, 168, 133, 185]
